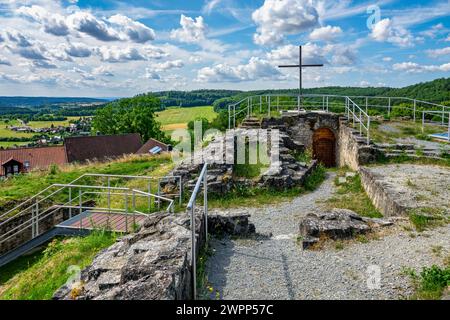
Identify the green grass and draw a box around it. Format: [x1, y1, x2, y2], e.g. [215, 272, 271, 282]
[369, 120, 446, 144]
[0, 120, 34, 138]
[408, 207, 447, 232]
[209, 165, 326, 209]
[0, 141, 30, 148]
[156, 106, 217, 132]
[0, 154, 173, 210]
[406, 264, 450, 300]
[0, 231, 117, 300]
[323, 169, 382, 218]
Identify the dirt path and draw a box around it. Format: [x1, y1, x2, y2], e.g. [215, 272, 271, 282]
[205, 172, 449, 300]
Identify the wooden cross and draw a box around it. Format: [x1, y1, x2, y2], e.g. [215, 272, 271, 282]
[278, 45, 324, 108]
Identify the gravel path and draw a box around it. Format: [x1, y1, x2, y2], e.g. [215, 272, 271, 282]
[205, 172, 450, 300]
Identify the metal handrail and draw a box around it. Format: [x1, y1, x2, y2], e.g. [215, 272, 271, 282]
[186, 163, 208, 300]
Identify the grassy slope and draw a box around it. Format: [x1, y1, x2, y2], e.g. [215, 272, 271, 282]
[0, 231, 117, 300]
[156, 106, 217, 132]
[0, 154, 174, 209]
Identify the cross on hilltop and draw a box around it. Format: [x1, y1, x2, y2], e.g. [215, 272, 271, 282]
[278, 45, 324, 108]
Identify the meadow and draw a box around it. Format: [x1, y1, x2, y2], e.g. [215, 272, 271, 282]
[156, 106, 217, 133]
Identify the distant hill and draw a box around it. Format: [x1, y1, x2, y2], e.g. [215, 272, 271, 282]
[151, 90, 242, 107]
[0, 96, 108, 108]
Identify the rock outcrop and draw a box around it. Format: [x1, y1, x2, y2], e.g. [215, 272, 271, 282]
[299, 209, 371, 249]
[53, 209, 255, 300]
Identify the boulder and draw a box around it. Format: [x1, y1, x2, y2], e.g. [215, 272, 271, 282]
[299, 209, 371, 249]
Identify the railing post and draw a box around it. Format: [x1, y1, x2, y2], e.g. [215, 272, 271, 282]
[422, 111, 425, 133]
[125, 192, 129, 233]
[68, 187, 72, 219]
[31, 206, 35, 238]
[157, 179, 161, 211]
[204, 166, 208, 244]
[413, 99, 416, 122]
[367, 117, 371, 145]
[326, 96, 329, 112]
[365, 97, 368, 114]
[148, 180, 151, 213]
[35, 200, 39, 237]
[388, 97, 391, 117]
[443, 106, 445, 125]
[268, 96, 271, 117]
[277, 95, 279, 112]
[228, 105, 231, 130]
[359, 109, 362, 135]
[233, 105, 236, 128]
[190, 204, 196, 300]
[297, 95, 300, 112]
[132, 190, 136, 229]
[447, 112, 450, 142]
[259, 95, 262, 113]
[79, 188, 82, 229]
[107, 177, 111, 214]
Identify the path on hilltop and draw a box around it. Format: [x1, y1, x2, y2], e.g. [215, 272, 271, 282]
[205, 172, 450, 300]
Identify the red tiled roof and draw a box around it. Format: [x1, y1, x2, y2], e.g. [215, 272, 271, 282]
[0, 146, 67, 176]
[136, 138, 169, 154]
[64, 133, 142, 163]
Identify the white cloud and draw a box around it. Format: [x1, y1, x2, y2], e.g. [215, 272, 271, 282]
[64, 42, 92, 58]
[202, 0, 222, 14]
[371, 18, 414, 47]
[252, 0, 319, 46]
[382, 57, 393, 62]
[0, 56, 11, 66]
[393, 62, 450, 73]
[427, 47, 450, 58]
[170, 15, 207, 43]
[17, 5, 70, 36]
[197, 57, 282, 82]
[92, 66, 114, 77]
[267, 43, 327, 65]
[67, 11, 121, 41]
[96, 46, 147, 63]
[153, 60, 184, 71]
[309, 25, 342, 42]
[108, 14, 155, 43]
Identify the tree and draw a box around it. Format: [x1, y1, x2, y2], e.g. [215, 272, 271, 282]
[92, 94, 168, 143]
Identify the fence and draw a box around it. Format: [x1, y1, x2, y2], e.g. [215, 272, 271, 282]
[186, 163, 208, 300]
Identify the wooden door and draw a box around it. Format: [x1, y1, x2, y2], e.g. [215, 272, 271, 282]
[313, 128, 336, 167]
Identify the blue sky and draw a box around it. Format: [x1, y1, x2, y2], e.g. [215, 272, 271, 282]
[0, 0, 449, 97]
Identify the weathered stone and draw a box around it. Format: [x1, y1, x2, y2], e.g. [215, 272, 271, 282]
[54, 209, 255, 300]
[299, 209, 371, 249]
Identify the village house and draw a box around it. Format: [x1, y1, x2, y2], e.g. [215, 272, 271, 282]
[0, 133, 168, 177]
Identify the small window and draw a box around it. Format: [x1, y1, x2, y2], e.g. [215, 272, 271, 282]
[13, 165, 19, 173]
[24, 161, 30, 169]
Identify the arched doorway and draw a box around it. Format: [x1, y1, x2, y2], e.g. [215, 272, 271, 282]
[312, 128, 336, 167]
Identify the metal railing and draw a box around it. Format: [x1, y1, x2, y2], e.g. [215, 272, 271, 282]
[186, 163, 208, 300]
[422, 110, 450, 141]
[346, 97, 371, 145]
[0, 173, 182, 223]
[228, 93, 450, 144]
[0, 183, 174, 248]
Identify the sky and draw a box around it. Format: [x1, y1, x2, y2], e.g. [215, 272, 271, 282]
[0, 0, 449, 97]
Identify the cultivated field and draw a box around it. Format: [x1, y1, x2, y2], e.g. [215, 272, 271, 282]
[156, 106, 217, 133]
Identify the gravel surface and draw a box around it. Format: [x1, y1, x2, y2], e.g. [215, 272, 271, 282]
[395, 137, 449, 151]
[205, 172, 450, 300]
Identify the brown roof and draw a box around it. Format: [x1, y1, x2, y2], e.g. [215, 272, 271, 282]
[65, 133, 142, 163]
[0, 146, 67, 175]
[136, 138, 169, 154]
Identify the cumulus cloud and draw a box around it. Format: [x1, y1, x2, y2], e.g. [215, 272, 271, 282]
[197, 57, 282, 82]
[153, 60, 184, 71]
[252, 0, 319, 46]
[64, 42, 92, 57]
[108, 14, 155, 43]
[267, 43, 327, 65]
[92, 66, 114, 77]
[382, 57, 393, 62]
[96, 46, 147, 63]
[371, 18, 414, 47]
[5, 30, 32, 47]
[202, 0, 222, 14]
[170, 15, 207, 43]
[67, 11, 121, 41]
[17, 5, 70, 36]
[144, 68, 161, 80]
[426, 47, 450, 58]
[309, 25, 342, 42]
[393, 61, 450, 73]
[0, 56, 11, 66]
